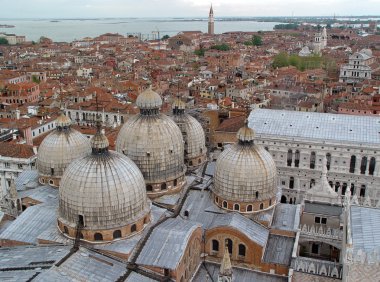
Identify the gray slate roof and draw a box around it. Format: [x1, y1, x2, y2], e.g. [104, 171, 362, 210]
[136, 218, 201, 269]
[304, 202, 342, 217]
[193, 262, 287, 282]
[249, 109, 380, 146]
[34, 247, 126, 282]
[263, 234, 295, 266]
[350, 205, 380, 252]
[15, 170, 39, 191]
[208, 213, 269, 247]
[0, 204, 57, 244]
[271, 203, 300, 232]
[126, 272, 157, 282]
[18, 185, 59, 205]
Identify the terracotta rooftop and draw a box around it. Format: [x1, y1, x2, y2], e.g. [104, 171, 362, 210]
[0, 143, 35, 158]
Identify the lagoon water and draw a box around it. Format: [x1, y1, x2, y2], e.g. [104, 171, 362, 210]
[0, 18, 282, 42]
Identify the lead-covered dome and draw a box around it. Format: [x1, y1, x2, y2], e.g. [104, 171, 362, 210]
[171, 97, 207, 169]
[58, 127, 150, 243]
[116, 88, 186, 198]
[213, 121, 277, 213]
[37, 111, 91, 187]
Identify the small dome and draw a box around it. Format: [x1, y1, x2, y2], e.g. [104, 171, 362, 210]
[136, 87, 162, 110]
[172, 98, 186, 111]
[56, 112, 71, 128]
[236, 121, 255, 142]
[213, 123, 277, 208]
[91, 130, 109, 150]
[37, 114, 91, 186]
[58, 131, 150, 241]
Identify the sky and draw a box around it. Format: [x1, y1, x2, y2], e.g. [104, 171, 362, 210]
[2, 0, 380, 18]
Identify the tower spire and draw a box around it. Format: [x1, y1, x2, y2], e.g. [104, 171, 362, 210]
[218, 243, 233, 282]
[208, 3, 214, 35]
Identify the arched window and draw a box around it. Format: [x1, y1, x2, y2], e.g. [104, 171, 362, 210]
[255, 191, 259, 199]
[269, 199, 272, 206]
[329, 181, 333, 188]
[247, 205, 253, 212]
[350, 183, 355, 195]
[49, 180, 54, 185]
[215, 196, 219, 203]
[289, 198, 293, 204]
[161, 183, 167, 190]
[94, 233, 103, 241]
[289, 177, 294, 189]
[212, 239, 219, 252]
[295, 150, 300, 167]
[131, 224, 137, 233]
[369, 157, 376, 175]
[146, 185, 153, 192]
[360, 185, 366, 197]
[326, 153, 331, 170]
[63, 226, 69, 234]
[281, 195, 287, 203]
[226, 239, 233, 254]
[184, 210, 189, 217]
[342, 183, 347, 195]
[260, 203, 264, 210]
[173, 179, 178, 186]
[310, 152, 316, 169]
[349, 155, 356, 173]
[335, 182, 340, 193]
[113, 230, 122, 239]
[223, 201, 227, 208]
[238, 244, 246, 256]
[233, 204, 239, 211]
[360, 156, 367, 174]
[287, 149, 293, 167]
[310, 179, 315, 188]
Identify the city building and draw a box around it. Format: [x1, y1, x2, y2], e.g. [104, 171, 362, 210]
[339, 49, 376, 83]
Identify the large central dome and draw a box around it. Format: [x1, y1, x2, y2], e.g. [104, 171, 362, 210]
[37, 111, 91, 187]
[213, 120, 277, 213]
[116, 88, 186, 197]
[58, 125, 150, 243]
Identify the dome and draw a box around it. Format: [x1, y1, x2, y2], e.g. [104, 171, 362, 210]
[171, 98, 207, 169]
[136, 87, 162, 110]
[116, 89, 186, 197]
[213, 123, 277, 213]
[116, 114, 186, 197]
[37, 113, 91, 187]
[58, 130, 150, 242]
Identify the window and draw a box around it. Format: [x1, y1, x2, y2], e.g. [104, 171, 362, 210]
[295, 150, 300, 167]
[212, 239, 219, 252]
[287, 149, 293, 167]
[94, 233, 103, 241]
[4, 163, 10, 168]
[238, 244, 246, 257]
[349, 155, 356, 173]
[360, 185, 366, 197]
[259, 203, 264, 210]
[146, 185, 153, 192]
[315, 216, 321, 224]
[18, 164, 23, 169]
[326, 153, 331, 170]
[131, 224, 137, 233]
[310, 152, 316, 169]
[226, 239, 233, 254]
[233, 204, 239, 211]
[321, 218, 327, 224]
[113, 230, 122, 239]
[161, 183, 167, 190]
[289, 177, 294, 189]
[247, 205, 253, 212]
[63, 226, 69, 234]
[223, 201, 227, 208]
[369, 157, 376, 176]
[311, 243, 319, 254]
[360, 156, 367, 174]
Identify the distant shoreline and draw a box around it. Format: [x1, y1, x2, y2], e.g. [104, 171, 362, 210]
[0, 24, 15, 28]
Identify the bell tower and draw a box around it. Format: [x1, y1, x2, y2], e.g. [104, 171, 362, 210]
[208, 4, 214, 35]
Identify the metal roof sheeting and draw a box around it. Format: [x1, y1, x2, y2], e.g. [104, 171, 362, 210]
[249, 109, 380, 146]
[136, 218, 201, 269]
[351, 205, 380, 252]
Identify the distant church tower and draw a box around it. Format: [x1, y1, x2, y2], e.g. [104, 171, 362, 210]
[208, 4, 214, 35]
[321, 26, 327, 48]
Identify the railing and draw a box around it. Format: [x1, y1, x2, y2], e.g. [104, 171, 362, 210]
[300, 224, 343, 241]
[291, 256, 343, 279]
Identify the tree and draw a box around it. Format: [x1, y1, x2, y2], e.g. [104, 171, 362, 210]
[252, 35, 262, 46]
[210, 44, 230, 51]
[32, 75, 40, 84]
[272, 52, 289, 68]
[161, 35, 170, 40]
[194, 48, 205, 57]
[0, 37, 9, 45]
